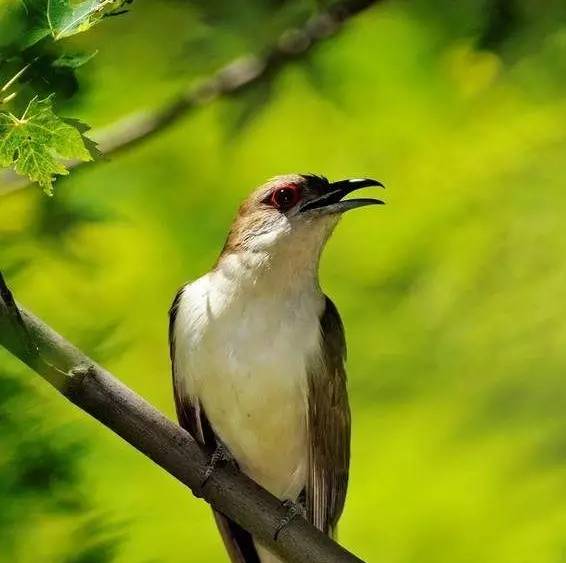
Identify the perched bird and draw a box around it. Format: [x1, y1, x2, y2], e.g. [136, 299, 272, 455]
[169, 174, 384, 562]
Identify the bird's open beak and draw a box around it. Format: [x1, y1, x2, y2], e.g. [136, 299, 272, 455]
[299, 178, 385, 214]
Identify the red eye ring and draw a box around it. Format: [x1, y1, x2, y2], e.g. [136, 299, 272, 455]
[270, 185, 301, 210]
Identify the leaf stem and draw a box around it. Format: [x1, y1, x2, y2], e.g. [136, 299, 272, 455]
[1, 92, 18, 105]
[20, 95, 38, 121]
[1, 63, 31, 94]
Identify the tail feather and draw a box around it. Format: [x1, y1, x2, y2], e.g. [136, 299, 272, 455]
[213, 511, 261, 563]
[254, 543, 285, 563]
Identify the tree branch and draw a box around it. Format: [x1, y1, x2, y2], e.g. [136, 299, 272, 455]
[0, 272, 365, 563]
[0, 0, 382, 196]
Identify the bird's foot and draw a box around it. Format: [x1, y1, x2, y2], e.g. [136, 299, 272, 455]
[199, 442, 234, 493]
[274, 499, 306, 541]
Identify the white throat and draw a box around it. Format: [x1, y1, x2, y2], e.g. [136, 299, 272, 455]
[215, 215, 337, 299]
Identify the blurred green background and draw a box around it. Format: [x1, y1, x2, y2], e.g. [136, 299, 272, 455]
[2, 0, 566, 561]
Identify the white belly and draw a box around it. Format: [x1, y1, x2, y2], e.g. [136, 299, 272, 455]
[174, 272, 324, 500]
[198, 342, 308, 499]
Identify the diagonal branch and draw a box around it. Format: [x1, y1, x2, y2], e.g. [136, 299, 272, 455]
[0, 272, 365, 563]
[0, 0, 382, 196]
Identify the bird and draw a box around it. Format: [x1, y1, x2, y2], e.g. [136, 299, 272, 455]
[168, 173, 384, 562]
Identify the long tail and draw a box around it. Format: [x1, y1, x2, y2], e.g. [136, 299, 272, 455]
[254, 544, 285, 563]
[213, 510, 261, 563]
[214, 510, 291, 563]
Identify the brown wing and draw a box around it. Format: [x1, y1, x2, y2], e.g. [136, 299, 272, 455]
[169, 287, 260, 563]
[306, 296, 351, 537]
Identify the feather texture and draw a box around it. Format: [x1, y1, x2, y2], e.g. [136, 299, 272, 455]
[306, 296, 351, 536]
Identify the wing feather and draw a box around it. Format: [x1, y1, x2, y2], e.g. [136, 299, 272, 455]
[306, 296, 351, 536]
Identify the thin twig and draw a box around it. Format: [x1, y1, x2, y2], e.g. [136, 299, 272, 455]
[0, 271, 35, 357]
[1, 63, 32, 93]
[0, 273, 69, 387]
[0, 0, 382, 196]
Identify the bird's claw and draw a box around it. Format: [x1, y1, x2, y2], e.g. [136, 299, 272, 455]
[199, 442, 234, 494]
[274, 499, 306, 541]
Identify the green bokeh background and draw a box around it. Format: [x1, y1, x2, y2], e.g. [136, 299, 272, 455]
[2, 0, 566, 561]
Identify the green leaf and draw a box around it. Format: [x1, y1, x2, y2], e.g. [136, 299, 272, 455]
[52, 50, 98, 69]
[0, 96, 95, 195]
[46, 0, 132, 40]
[5, 0, 132, 49]
[62, 116, 103, 159]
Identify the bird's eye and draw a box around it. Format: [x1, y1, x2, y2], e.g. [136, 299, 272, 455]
[270, 186, 300, 210]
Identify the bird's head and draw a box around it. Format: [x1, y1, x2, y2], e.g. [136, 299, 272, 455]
[222, 174, 384, 258]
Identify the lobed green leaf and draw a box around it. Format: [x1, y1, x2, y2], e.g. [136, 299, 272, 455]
[0, 96, 95, 194]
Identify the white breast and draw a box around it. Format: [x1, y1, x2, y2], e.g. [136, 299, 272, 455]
[173, 256, 324, 500]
